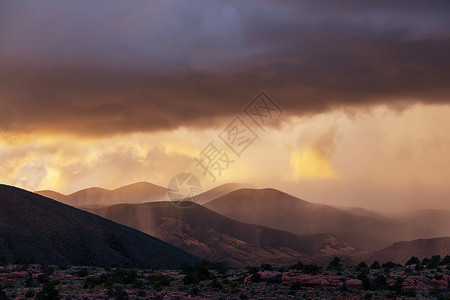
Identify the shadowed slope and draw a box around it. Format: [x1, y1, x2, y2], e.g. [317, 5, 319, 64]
[88, 201, 355, 267]
[371, 237, 450, 264]
[0, 184, 199, 268]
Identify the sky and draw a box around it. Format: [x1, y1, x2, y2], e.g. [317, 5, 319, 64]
[0, 1, 449, 212]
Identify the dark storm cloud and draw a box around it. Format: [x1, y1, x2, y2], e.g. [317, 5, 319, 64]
[0, 0, 449, 135]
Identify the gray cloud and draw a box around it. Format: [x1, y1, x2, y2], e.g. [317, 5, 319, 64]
[1, 0, 449, 136]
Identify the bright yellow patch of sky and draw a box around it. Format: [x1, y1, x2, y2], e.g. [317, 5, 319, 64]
[290, 148, 338, 180]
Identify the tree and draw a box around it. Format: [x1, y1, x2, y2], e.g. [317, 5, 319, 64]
[0, 287, 7, 300]
[356, 262, 369, 273]
[328, 256, 343, 271]
[370, 261, 381, 269]
[405, 256, 420, 266]
[358, 272, 372, 290]
[35, 282, 59, 300]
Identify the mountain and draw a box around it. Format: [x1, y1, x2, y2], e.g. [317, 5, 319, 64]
[35, 182, 248, 208]
[36, 182, 169, 207]
[0, 184, 199, 268]
[204, 188, 435, 251]
[402, 209, 450, 238]
[371, 237, 450, 264]
[195, 183, 252, 205]
[87, 201, 355, 267]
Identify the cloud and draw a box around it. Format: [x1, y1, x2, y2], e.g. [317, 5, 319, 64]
[0, 0, 449, 137]
[290, 123, 340, 180]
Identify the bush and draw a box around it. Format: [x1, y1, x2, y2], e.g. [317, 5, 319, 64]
[137, 290, 146, 297]
[25, 290, 35, 298]
[183, 273, 198, 285]
[0, 256, 7, 267]
[261, 264, 272, 271]
[197, 267, 212, 281]
[0, 289, 7, 300]
[148, 274, 171, 286]
[372, 275, 388, 290]
[123, 270, 137, 284]
[78, 268, 88, 277]
[209, 279, 223, 289]
[290, 281, 302, 291]
[191, 287, 199, 295]
[35, 282, 59, 300]
[391, 277, 404, 295]
[250, 272, 261, 283]
[358, 272, 372, 290]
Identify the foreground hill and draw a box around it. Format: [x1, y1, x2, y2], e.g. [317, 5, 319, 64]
[0, 184, 199, 268]
[37, 182, 169, 207]
[370, 237, 450, 264]
[88, 202, 355, 267]
[205, 188, 434, 251]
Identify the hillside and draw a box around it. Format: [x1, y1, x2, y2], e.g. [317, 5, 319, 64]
[0, 184, 199, 268]
[204, 188, 434, 251]
[371, 237, 450, 264]
[88, 201, 355, 267]
[36, 182, 169, 207]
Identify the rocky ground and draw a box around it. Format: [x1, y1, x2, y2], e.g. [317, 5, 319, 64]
[0, 258, 449, 299]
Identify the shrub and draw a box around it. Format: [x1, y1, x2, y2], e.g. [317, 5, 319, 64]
[137, 290, 146, 297]
[25, 290, 35, 298]
[183, 273, 198, 285]
[250, 272, 261, 283]
[209, 279, 223, 289]
[358, 272, 372, 290]
[0, 288, 7, 300]
[372, 275, 388, 290]
[290, 281, 302, 291]
[261, 264, 272, 271]
[35, 282, 59, 300]
[191, 287, 199, 295]
[0, 256, 7, 267]
[78, 268, 88, 277]
[123, 270, 137, 284]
